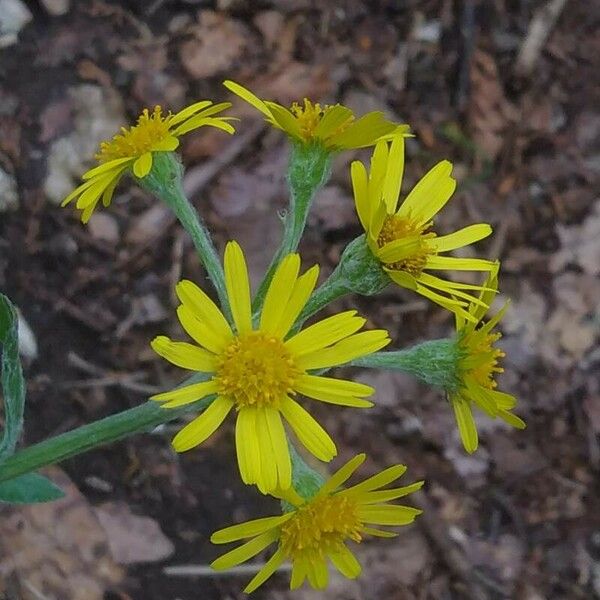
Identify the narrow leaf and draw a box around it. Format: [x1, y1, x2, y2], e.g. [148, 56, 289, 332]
[0, 472, 64, 504]
[0, 294, 25, 462]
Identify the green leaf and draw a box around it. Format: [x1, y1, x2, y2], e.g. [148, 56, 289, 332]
[0, 472, 64, 504]
[0, 293, 25, 463]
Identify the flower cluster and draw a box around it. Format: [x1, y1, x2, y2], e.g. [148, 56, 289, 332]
[61, 80, 525, 592]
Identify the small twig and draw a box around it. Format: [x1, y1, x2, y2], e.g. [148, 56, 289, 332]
[64, 351, 159, 394]
[514, 0, 569, 77]
[163, 562, 292, 577]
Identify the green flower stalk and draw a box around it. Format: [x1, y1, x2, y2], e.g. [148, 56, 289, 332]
[136, 151, 231, 320]
[252, 142, 332, 313]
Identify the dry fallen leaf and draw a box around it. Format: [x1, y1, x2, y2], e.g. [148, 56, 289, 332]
[551, 201, 600, 275]
[94, 501, 175, 565]
[469, 49, 518, 160]
[179, 10, 248, 79]
[0, 467, 124, 600]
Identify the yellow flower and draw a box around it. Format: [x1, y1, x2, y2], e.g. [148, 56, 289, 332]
[151, 242, 389, 494]
[351, 135, 496, 320]
[210, 453, 423, 593]
[223, 80, 406, 150]
[61, 101, 235, 222]
[451, 265, 525, 453]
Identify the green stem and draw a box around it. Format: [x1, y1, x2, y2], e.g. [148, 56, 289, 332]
[252, 143, 331, 313]
[137, 152, 231, 322]
[0, 375, 214, 484]
[351, 338, 461, 390]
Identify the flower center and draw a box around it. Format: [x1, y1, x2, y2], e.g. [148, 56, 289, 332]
[459, 329, 505, 389]
[280, 495, 363, 559]
[377, 214, 436, 275]
[214, 332, 300, 409]
[290, 99, 353, 142]
[96, 106, 172, 163]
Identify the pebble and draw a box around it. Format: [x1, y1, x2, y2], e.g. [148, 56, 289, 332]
[0, 0, 32, 48]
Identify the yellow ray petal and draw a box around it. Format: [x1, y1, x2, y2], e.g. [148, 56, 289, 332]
[342, 463, 407, 496]
[280, 397, 337, 462]
[306, 557, 329, 589]
[351, 160, 370, 233]
[297, 329, 390, 371]
[358, 481, 425, 504]
[175, 279, 232, 340]
[151, 379, 218, 405]
[265, 408, 292, 490]
[132, 151, 153, 178]
[82, 157, 134, 180]
[357, 504, 422, 525]
[177, 305, 231, 354]
[328, 544, 361, 579]
[211, 529, 279, 571]
[377, 237, 422, 263]
[314, 105, 354, 138]
[265, 102, 302, 138]
[275, 264, 319, 338]
[151, 135, 179, 152]
[260, 253, 301, 333]
[223, 80, 273, 117]
[244, 548, 287, 593]
[224, 241, 252, 335]
[361, 526, 398, 538]
[150, 335, 216, 372]
[334, 112, 396, 149]
[211, 514, 292, 544]
[315, 453, 366, 498]
[285, 311, 364, 356]
[398, 160, 455, 224]
[167, 100, 212, 126]
[431, 223, 492, 253]
[290, 559, 307, 590]
[171, 396, 233, 450]
[451, 395, 478, 453]
[295, 375, 374, 407]
[256, 408, 278, 493]
[172, 116, 235, 137]
[425, 255, 496, 272]
[498, 409, 526, 429]
[236, 408, 261, 484]
[382, 135, 405, 214]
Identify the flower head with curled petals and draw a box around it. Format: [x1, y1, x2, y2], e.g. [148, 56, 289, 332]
[450, 265, 526, 453]
[224, 80, 407, 151]
[352, 135, 497, 321]
[61, 101, 235, 222]
[210, 454, 423, 593]
[150, 242, 390, 494]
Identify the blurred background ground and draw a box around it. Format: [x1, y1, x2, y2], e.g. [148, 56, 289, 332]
[0, 0, 599, 599]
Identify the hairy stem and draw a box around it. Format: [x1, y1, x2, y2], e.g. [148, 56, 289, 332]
[252, 143, 331, 313]
[137, 152, 231, 322]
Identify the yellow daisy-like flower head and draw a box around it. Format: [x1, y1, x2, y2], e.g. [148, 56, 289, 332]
[61, 101, 235, 222]
[150, 242, 390, 494]
[223, 79, 406, 151]
[210, 453, 423, 593]
[450, 264, 526, 453]
[352, 135, 497, 320]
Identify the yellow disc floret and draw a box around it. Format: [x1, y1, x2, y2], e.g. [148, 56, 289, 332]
[458, 329, 505, 390]
[377, 214, 436, 274]
[280, 495, 362, 560]
[214, 332, 300, 409]
[96, 106, 172, 163]
[290, 99, 354, 143]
